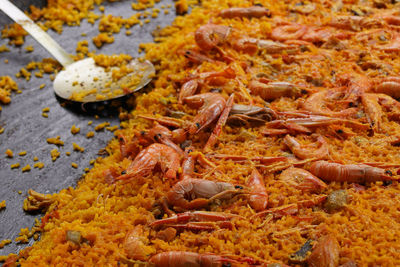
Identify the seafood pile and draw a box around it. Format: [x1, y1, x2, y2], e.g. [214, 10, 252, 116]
[9, 0, 400, 266]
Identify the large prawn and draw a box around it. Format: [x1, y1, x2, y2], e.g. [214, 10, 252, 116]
[116, 143, 181, 181]
[149, 251, 263, 267]
[183, 93, 226, 135]
[219, 6, 271, 19]
[310, 161, 396, 183]
[283, 134, 329, 160]
[246, 169, 268, 212]
[166, 178, 247, 210]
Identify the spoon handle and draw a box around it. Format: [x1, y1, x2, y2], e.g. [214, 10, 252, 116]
[0, 0, 74, 67]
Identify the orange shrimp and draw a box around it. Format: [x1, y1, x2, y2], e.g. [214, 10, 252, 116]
[232, 38, 298, 54]
[118, 134, 141, 159]
[116, 143, 181, 181]
[361, 93, 383, 133]
[375, 34, 400, 52]
[283, 134, 329, 160]
[302, 26, 334, 43]
[204, 93, 234, 152]
[307, 235, 340, 267]
[302, 90, 358, 118]
[194, 24, 231, 51]
[249, 80, 303, 101]
[124, 225, 153, 261]
[310, 160, 396, 183]
[149, 211, 242, 232]
[183, 93, 226, 135]
[246, 169, 268, 212]
[374, 76, 400, 98]
[179, 49, 215, 64]
[219, 6, 271, 19]
[149, 251, 257, 267]
[178, 79, 199, 104]
[166, 178, 247, 210]
[328, 16, 381, 31]
[279, 167, 327, 193]
[143, 124, 185, 155]
[271, 24, 308, 41]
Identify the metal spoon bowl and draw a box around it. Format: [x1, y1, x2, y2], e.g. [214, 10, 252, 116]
[0, 0, 155, 103]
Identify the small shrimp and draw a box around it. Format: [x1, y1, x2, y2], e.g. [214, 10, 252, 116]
[249, 80, 303, 101]
[124, 225, 153, 261]
[271, 24, 308, 41]
[302, 26, 334, 43]
[246, 169, 268, 211]
[178, 80, 199, 104]
[183, 93, 226, 135]
[375, 34, 400, 52]
[195, 24, 231, 51]
[307, 235, 340, 267]
[374, 76, 400, 98]
[204, 94, 234, 152]
[144, 124, 184, 155]
[310, 160, 396, 183]
[279, 167, 327, 193]
[302, 90, 357, 118]
[149, 211, 242, 232]
[283, 134, 329, 160]
[149, 251, 254, 267]
[361, 93, 383, 132]
[118, 134, 142, 159]
[116, 143, 181, 181]
[179, 49, 215, 64]
[219, 6, 271, 19]
[328, 16, 381, 31]
[228, 104, 277, 126]
[166, 178, 247, 210]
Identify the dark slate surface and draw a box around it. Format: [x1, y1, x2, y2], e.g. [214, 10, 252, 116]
[0, 0, 177, 257]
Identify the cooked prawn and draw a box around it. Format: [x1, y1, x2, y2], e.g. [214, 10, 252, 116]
[271, 24, 308, 41]
[249, 80, 303, 101]
[219, 6, 271, 19]
[374, 76, 400, 98]
[307, 235, 340, 267]
[302, 89, 357, 118]
[166, 178, 247, 210]
[178, 80, 199, 104]
[195, 24, 231, 51]
[283, 134, 329, 160]
[116, 143, 181, 181]
[124, 225, 153, 261]
[279, 167, 327, 193]
[361, 93, 383, 133]
[310, 160, 396, 183]
[149, 211, 242, 232]
[183, 93, 226, 135]
[149, 251, 256, 267]
[246, 169, 268, 211]
[204, 93, 234, 152]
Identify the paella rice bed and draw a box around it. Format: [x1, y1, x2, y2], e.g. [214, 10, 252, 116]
[3, 0, 400, 266]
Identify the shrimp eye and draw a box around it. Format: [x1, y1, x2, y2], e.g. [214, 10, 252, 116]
[385, 170, 393, 176]
[195, 122, 201, 129]
[154, 134, 162, 141]
[235, 185, 243, 189]
[383, 180, 393, 186]
[121, 170, 126, 175]
[140, 131, 146, 136]
[336, 129, 344, 134]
